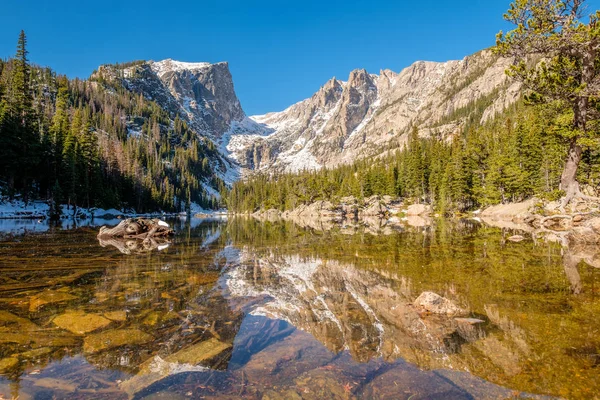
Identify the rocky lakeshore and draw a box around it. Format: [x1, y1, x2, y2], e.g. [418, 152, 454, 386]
[246, 194, 600, 244]
[479, 197, 600, 244]
[245, 195, 434, 229]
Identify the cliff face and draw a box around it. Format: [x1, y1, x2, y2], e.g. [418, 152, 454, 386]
[225, 50, 520, 174]
[93, 59, 248, 187]
[121, 59, 246, 139]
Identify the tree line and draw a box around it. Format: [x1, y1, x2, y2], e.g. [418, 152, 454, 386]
[0, 31, 226, 217]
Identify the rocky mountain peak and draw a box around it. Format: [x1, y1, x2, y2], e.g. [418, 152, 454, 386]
[377, 69, 398, 93]
[150, 59, 218, 77]
[347, 68, 376, 89]
[150, 59, 244, 138]
[101, 50, 520, 180]
[315, 77, 344, 108]
[118, 59, 245, 139]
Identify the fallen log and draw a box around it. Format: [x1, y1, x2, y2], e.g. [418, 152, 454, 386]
[97, 218, 174, 240]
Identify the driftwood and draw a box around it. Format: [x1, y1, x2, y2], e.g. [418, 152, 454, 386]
[97, 219, 174, 254]
[97, 218, 174, 240]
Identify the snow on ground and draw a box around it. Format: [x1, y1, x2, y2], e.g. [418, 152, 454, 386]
[127, 126, 143, 138]
[217, 158, 241, 186]
[0, 199, 49, 219]
[202, 182, 221, 200]
[0, 196, 226, 235]
[276, 138, 321, 172]
[220, 117, 274, 157]
[181, 95, 196, 119]
[189, 202, 228, 217]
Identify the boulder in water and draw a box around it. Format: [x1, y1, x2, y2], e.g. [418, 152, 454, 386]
[414, 292, 466, 315]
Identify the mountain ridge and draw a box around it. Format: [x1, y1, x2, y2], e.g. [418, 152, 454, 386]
[219, 49, 520, 174]
[94, 49, 520, 183]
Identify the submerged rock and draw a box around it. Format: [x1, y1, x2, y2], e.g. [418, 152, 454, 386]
[0, 357, 18, 373]
[29, 291, 78, 312]
[165, 337, 232, 365]
[119, 337, 231, 396]
[53, 311, 112, 334]
[103, 310, 127, 322]
[414, 292, 466, 315]
[33, 377, 77, 392]
[18, 347, 54, 360]
[83, 329, 153, 353]
[0, 310, 40, 331]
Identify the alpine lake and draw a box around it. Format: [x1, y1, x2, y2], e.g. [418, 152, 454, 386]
[0, 216, 599, 400]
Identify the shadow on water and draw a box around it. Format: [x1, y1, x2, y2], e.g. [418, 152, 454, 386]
[0, 216, 597, 398]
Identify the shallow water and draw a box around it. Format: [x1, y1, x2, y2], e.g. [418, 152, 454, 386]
[0, 217, 598, 399]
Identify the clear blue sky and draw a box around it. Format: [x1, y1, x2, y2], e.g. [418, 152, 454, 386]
[1, 0, 599, 115]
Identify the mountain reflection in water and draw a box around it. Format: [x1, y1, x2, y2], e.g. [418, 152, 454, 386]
[0, 217, 597, 399]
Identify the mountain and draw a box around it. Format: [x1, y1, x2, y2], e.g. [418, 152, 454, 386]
[120, 59, 245, 139]
[96, 50, 521, 180]
[53, 49, 522, 212]
[224, 50, 521, 174]
[93, 59, 248, 188]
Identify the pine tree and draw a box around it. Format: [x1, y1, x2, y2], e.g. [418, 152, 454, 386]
[495, 0, 600, 207]
[6, 30, 40, 199]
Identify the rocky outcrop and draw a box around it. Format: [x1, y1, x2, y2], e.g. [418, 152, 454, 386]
[479, 197, 600, 246]
[284, 200, 342, 218]
[568, 217, 600, 244]
[479, 198, 537, 222]
[251, 196, 401, 221]
[359, 196, 389, 217]
[406, 204, 432, 216]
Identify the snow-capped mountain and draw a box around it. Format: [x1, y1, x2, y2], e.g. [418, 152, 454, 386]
[94, 49, 520, 183]
[93, 58, 247, 186]
[121, 59, 245, 139]
[225, 50, 520, 174]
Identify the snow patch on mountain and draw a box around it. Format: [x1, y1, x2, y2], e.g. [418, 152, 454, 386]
[276, 138, 321, 172]
[150, 59, 216, 77]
